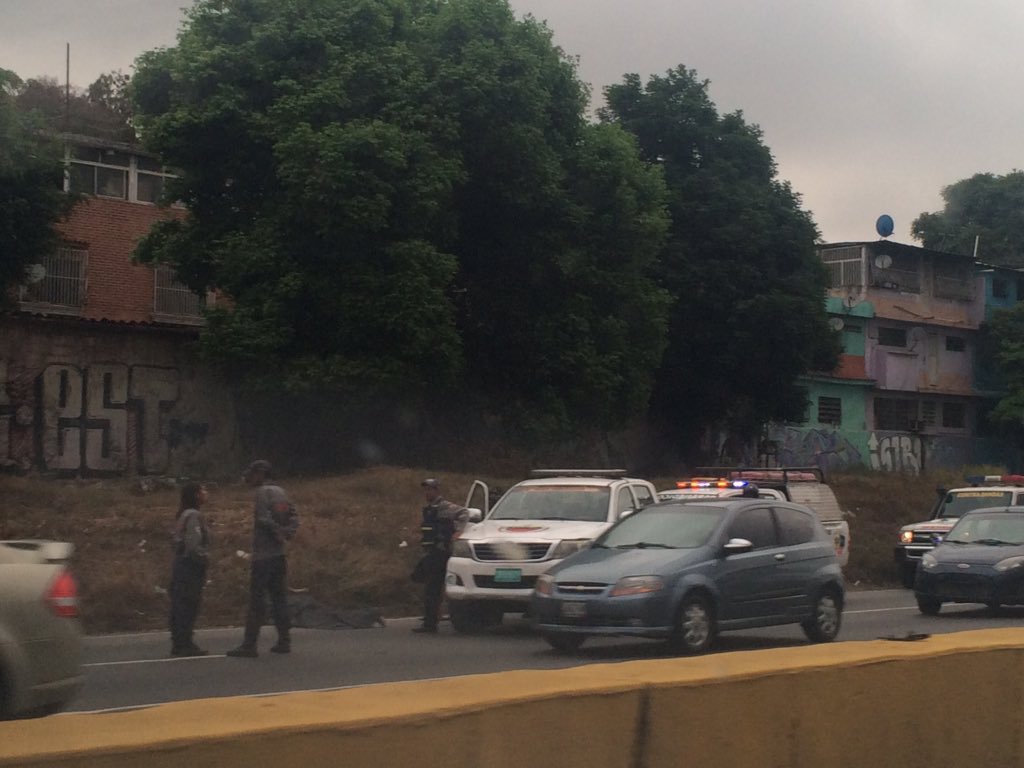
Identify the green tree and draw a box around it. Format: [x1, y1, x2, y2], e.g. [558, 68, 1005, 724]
[600, 66, 839, 449]
[13, 75, 134, 143]
[985, 304, 1024, 427]
[131, 0, 671, 436]
[0, 68, 70, 308]
[913, 172, 1024, 265]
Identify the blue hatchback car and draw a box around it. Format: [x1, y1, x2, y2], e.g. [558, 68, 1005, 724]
[914, 506, 1024, 615]
[531, 499, 844, 654]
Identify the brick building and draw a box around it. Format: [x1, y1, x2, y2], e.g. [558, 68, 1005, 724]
[1, 135, 238, 477]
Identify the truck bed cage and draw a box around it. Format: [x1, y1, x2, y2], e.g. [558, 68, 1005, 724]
[529, 469, 629, 479]
[694, 466, 825, 483]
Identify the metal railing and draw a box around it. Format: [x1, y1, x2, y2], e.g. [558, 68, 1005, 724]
[19, 247, 88, 308]
[153, 266, 204, 319]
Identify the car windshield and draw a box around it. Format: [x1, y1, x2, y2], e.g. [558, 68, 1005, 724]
[595, 505, 723, 549]
[944, 512, 1024, 545]
[937, 490, 1014, 518]
[488, 485, 610, 522]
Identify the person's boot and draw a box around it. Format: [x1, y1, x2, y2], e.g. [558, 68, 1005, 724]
[226, 645, 258, 658]
[270, 639, 291, 654]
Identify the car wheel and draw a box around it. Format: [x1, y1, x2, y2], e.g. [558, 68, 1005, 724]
[449, 603, 487, 634]
[901, 564, 917, 589]
[668, 594, 715, 655]
[544, 634, 585, 653]
[916, 595, 942, 615]
[802, 589, 842, 643]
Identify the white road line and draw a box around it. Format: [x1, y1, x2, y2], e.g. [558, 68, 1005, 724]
[846, 606, 919, 614]
[84, 655, 226, 668]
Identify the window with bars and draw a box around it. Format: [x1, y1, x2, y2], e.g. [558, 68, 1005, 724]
[19, 247, 88, 309]
[943, 402, 967, 429]
[819, 247, 862, 288]
[153, 266, 204, 319]
[817, 396, 842, 425]
[874, 398, 914, 431]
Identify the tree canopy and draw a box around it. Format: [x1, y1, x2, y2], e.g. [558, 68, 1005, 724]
[912, 171, 1024, 265]
[131, 0, 670, 435]
[599, 66, 839, 445]
[0, 69, 70, 307]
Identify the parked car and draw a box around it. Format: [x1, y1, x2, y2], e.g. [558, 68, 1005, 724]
[914, 507, 1024, 615]
[446, 470, 658, 633]
[531, 498, 844, 654]
[896, 474, 1024, 588]
[0, 540, 83, 719]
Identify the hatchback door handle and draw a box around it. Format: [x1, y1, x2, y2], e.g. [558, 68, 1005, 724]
[774, 553, 786, 561]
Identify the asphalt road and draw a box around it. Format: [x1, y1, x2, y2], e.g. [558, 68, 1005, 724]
[67, 588, 1024, 714]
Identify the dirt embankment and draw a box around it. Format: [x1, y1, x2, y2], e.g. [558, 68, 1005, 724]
[0, 465, 986, 634]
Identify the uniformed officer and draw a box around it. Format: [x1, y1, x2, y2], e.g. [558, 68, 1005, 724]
[414, 478, 468, 634]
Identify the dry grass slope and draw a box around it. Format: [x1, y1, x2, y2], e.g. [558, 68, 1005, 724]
[0, 464, 1004, 633]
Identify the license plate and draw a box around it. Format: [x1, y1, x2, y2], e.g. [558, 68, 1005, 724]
[493, 567, 522, 584]
[561, 601, 586, 619]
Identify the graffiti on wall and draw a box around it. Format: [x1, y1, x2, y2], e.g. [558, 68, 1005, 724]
[868, 433, 921, 474]
[0, 359, 209, 475]
[770, 426, 864, 472]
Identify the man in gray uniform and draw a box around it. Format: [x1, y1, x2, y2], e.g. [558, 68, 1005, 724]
[227, 460, 299, 657]
[414, 478, 468, 633]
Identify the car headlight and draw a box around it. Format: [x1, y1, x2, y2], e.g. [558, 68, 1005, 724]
[450, 540, 472, 558]
[551, 539, 591, 559]
[899, 530, 914, 544]
[995, 556, 1024, 572]
[921, 553, 937, 569]
[535, 573, 554, 596]
[609, 575, 664, 597]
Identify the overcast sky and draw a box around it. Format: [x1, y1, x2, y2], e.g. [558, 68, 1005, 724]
[4, 0, 1023, 247]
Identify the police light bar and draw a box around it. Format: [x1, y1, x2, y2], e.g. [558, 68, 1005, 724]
[965, 474, 1024, 486]
[676, 479, 749, 490]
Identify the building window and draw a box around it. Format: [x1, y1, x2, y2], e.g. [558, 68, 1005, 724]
[817, 396, 842, 425]
[993, 278, 1009, 299]
[153, 266, 205, 320]
[19, 246, 88, 309]
[819, 246, 863, 289]
[875, 398, 914, 431]
[878, 327, 907, 347]
[945, 336, 966, 352]
[933, 262, 973, 301]
[66, 144, 178, 205]
[943, 402, 967, 429]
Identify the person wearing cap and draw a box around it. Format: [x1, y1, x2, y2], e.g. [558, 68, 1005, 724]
[226, 460, 299, 657]
[413, 478, 468, 634]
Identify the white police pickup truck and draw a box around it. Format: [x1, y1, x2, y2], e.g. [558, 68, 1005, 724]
[658, 466, 851, 568]
[445, 469, 658, 633]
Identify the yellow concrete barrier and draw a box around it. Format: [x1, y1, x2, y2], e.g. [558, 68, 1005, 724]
[2, 628, 1023, 768]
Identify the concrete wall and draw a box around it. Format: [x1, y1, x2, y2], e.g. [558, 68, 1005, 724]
[0, 317, 238, 477]
[2, 628, 1023, 768]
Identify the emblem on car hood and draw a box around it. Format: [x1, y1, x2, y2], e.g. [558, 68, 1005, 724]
[498, 525, 549, 533]
[957, 563, 971, 569]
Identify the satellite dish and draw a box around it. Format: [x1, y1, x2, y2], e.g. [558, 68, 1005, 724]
[828, 317, 845, 331]
[26, 264, 46, 284]
[874, 253, 893, 269]
[876, 214, 894, 238]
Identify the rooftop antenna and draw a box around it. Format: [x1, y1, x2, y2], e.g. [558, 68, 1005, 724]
[973, 235, 980, 260]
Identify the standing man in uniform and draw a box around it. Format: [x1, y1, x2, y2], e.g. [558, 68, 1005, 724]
[414, 478, 468, 634]
[227, 460, 299, 657]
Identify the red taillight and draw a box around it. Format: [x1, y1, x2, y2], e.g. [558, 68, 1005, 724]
[46, 570, 79, 618]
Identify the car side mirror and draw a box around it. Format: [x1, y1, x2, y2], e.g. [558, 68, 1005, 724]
[724, 537, 753, 555]
[618, 508, 636, 520]
[467, 508, 483, 523]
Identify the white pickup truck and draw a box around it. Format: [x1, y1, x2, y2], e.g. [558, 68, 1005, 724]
[445, 469, 659, 633]
[658, 466, 851, 568]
